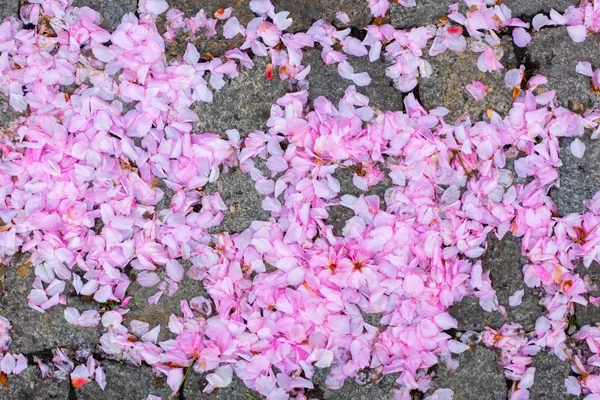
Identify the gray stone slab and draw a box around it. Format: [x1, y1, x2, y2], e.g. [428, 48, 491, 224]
[0, 254, 101, 354]
[0, 94, 22, 132]
[193, 57, 289, 138]
[451, 234, 544, 331]
[450, 295, 507, 331]
[552, 135, 600, 216]
[529, 350, 578, 400]
[419, 36, 518, 122]
[125, 267, 210, 342]
[503, 0, 578, 17]
[484, 234, 544, 331]
[325, 166, 392, 236]
[206, 167, 271, 234]
[183, 372, 263, 400]
[390, 1, 455, 29]
[275, 0, 372, 31]
[576, 262, 600, 327]
[72, 0, 137, 32]
[75, 361, 171, 399]
[303, 49, 404, 112]
[0, 367, 70, 400]
[425, 346, 507, 400]
[528, 27, 600, 110]
[168, 0, 256, 26]
[0, 0, 17, 23]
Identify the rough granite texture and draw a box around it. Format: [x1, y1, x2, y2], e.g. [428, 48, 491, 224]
[528, 27, 600, 110]
[552, 135, 600, 216]
[424, 346, 507, 400]
[206, 166, 272, 233]
[1, 1, 600, 399]
[503, 0, 578, 17]
[576, 262, 600, 327]
[529, 350, 578, 400]
[419, 36, 518, 122]
[75, 361, 171, 399]
[125, 266, 211, 342]
[0, 367, 70, 400]
[390, 0, 456, 29]
[193, 57, 289, 138]
[451, 234, 544, 332]
[184, 373, 263, 400]
[0, 253, 102, 354]
[72, 0, 138, 31]
[275, 0, 373, 31]
[303, 49, 404, 112]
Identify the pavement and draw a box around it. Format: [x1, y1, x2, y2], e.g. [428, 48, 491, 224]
[0, 0, 598, 399]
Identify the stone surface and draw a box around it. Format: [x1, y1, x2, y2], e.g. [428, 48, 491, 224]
[193, 58, 289, 138]
[576, 262, 600, 327]
[0, 367, 70, 400]
[125, 268, 211, 342]
[450, 295, 506, 331]
[317, 371, 398, 400]
[528, 28, 600, 110]
[75, 361, 171, 399]
[0, 253, 102, 354]
[390, 1, 456, 29]
[424, 346, 507, 400]
[275, 0, 372, 31]
[419, 37, 518, 122]
[483, 234, 544, 331]
[206, 167, 271, 233]
[529, 351, 578, 400]
[0, 0, 17, 23]
[304, 50, 404, 112]
[0, 94, 22, 132]
[169, 0, 256, 25]
[72, 0, 137, 31]
[503, 0, 577, 17]
[451, 234, 544, 331]
[183, 372, 263, 400]
[552, 135, 600, 216]
[325, 166, 393, 235]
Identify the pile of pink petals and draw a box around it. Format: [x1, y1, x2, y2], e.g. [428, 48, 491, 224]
[3, 0, 600, 399]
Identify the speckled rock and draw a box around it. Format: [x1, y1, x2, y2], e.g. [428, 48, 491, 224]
[325, 166, 393, 236]
[0, 0, 17, 22]
[310, 367, 399, 400]
[529, 351, 578, 400]
[552, 135, 600, 216]
[503, 0, 578, 17]
[206, 167, 271, 233]
[72, 0, 137, 31]
[303, 49, 404, 112]
[390, 1, 456, 29]
[451, 234, 544, 331]
[275, 0, 372, 31]
[483, 234, 544, 331]
[75, 361, 171, 400]
[193, 58, 289, 138]
[183, 372, 263, 400]
[450, 296, 507, 332]
[0, 94, 22, 132]
[419, 37, 518, 122]
[125, 268, 211, 342]
[576, 262, 600, 327]
[424, 346, 507, 400]
[0, 367, 70, 400]
[0, 253, 101, 354]
[168, 0, 256, 25]
[528, 27, 600, 110]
